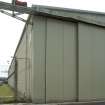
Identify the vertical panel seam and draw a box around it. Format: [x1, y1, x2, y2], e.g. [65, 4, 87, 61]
[44, 17, 47, 104]
[25, 24, 28, 98]
[76, 22, 79, 102]
[62, 21, 64, 101]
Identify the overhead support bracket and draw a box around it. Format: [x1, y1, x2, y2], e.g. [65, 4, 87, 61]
[13, 12, 25, 16]
[0, 10, 32, 24]
[0, 10, 26, 23]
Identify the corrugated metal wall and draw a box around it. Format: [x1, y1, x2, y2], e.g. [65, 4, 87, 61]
[32, 16, 105, 103]
[32, 16, 46, 103]
[8, 15, 105, 104]
[8, 18, 33, 100]
[15, 29, 27, 97]
[46, 18, 77, 103]
[79, 23, 105, 101]
[16, 22, 33, 99]
[31, 16, 77, 103]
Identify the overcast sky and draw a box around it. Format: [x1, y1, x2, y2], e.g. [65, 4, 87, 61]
[0, 0, 105, 77]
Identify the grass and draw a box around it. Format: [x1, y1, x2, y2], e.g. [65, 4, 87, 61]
[0, 84, 14, 96]
[0, 84, 15, 102]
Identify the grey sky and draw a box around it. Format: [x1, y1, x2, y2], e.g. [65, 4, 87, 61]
[0, 0, 105, 77]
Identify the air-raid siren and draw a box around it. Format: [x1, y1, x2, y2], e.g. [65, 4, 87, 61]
[15, 0, 27, 6]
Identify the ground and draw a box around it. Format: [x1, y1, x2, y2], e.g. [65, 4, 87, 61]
[0, 84, 15, 102]
[0, 84, 14, 96]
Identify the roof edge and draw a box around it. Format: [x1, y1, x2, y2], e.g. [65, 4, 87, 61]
[32, 5, 105, 16]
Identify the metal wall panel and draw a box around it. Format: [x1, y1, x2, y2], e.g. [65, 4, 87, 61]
[32, 16, 46, 103]
[15, 31, 27, 98]
[8, 14, 105, 104]
[79, 23, 105, 101]
[8, 17, 33, 100]
[46, 18, 77, 102]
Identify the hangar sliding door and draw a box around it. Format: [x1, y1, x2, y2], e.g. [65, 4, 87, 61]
[79, 23, 105, 101]
[46, 19, 77, 102]
[32, 16, 105, 103]
[32, 17, 77, 103]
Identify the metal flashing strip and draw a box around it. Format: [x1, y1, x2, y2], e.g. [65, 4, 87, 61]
[32, 5, 105, 16]
[33, 7, 105, 27]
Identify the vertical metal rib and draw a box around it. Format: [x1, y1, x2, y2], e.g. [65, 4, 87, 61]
[76, 23, 79, 102]
[44, 17, 47, 104]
